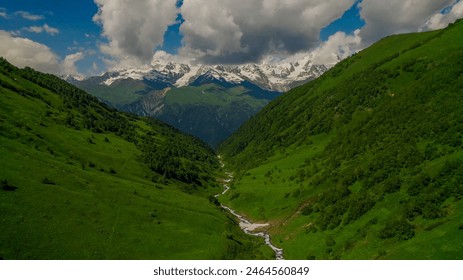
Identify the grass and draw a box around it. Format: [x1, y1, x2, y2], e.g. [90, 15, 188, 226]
[220, 133, 331, 222]
[77, 79, 147, 106]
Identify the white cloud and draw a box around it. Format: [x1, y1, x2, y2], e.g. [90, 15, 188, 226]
[24, 24, 60, 36]
[311, 30, 363, 66]
[358, 0, 455, 44]
[151, 50, 193, 65]
[179, 0, 357, 64]
[15, 11, 44, 21]
[0, 30, 61, 74]
[63, 52, 86, 75]
[305, 1, 459, 66]
[43, 24, 59, 35]
[424, 1, 463, 30]
[175, 0, 458, 66]
[0, 8, 8, 19]
[0, 30, 85, 76]
[24, 26, 43, 33]
[93, 0, 178, 66]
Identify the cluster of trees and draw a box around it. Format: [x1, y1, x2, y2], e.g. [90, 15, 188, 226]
[140, 119, 220, 185]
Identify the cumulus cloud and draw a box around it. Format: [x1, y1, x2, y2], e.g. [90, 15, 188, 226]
[42, 24, 59, 35]
[93, 0, 178, 66]
[0, 31, 84, 75]
[187, 0, 457, 66]
[15, 11, 44, 21]
[63, 52, 86, 75]
[151, 50, 192, 64]
[0, 30, 61, 73]
[424, 1, 463, 30]
[23, 24, 60, 36]
[179, 0, 356, 64]
[358, 0, 454, 44]
[85, 0, 462, 69]
[311, 30, 363, 66]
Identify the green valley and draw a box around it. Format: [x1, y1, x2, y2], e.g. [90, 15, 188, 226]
[0, 58, 272, 260]
[219, 20, 463, 259]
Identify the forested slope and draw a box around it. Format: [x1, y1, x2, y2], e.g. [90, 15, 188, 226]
[219, 20, 463, 259]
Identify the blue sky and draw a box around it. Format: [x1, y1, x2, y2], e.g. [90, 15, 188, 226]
[320, 1, 365, 41]
[0, 0, 460, 75]
[0, 1, 103, 74]
[158, 14, 185, 54]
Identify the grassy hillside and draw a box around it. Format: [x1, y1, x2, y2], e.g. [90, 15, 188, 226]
[0, 58, 272, 260]
[219, 20, 463, 259]
[77, 78, 148, 106]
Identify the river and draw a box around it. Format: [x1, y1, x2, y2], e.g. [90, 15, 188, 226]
[215, 169, 284, 260]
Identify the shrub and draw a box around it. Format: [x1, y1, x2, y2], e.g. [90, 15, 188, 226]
[379, 218, 415, 240]
[208, 196, 220, 206]
[325, 235, 336, 247]
[301, 205, 313, 216]
[1, 179, 18, 191]
[41, 177, 55, 185]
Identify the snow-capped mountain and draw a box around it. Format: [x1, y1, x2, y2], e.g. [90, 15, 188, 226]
[62, 73, 85, 83]
[86, 55, 328, 92]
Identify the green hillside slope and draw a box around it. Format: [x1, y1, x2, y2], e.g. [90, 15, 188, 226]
[0, 58, 272, 260]
[219, 20, 463, 259]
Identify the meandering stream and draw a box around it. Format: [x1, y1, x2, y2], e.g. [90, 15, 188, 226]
[215, 169, 284, 260]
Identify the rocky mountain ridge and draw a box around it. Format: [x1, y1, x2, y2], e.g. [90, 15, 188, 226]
[75, 54, 328, 92]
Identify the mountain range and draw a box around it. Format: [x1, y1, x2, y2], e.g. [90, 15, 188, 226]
[70, 54, 327, 92]
[69, 55, 328, 147]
